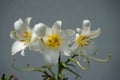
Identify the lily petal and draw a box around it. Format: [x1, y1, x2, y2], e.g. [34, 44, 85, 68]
[86, 42, 98, 56]
[43, 49, 59, 65]
[10, 31, 17, 39]
[64, 29, 76, 44]
[81, 48, 89, 56]
[29, 41, 40, 51]
[64, 29, 75, 37]
[11, 41, 27, 55]
[52, 20, 62, 34]
[71, 41, 79, 52]
[30, 32, 37, 42]
[21, 49, 26, 56]
[29, 40, 45, 52]
[25, 17, 32, 25]
[76, 28, 81, 32]
[89, 28, 101, 39]
[33, 23, 47, 36]
[59, 30, 67, 39]
[61, 42, 71, 56]
[45, 26, 52, 36]
[62, 47, 71, 56]
[24, 17, 32, 31]
[14, 18, 28, 38]
[14, 18, 24, 32]
[81, 20, 91, 35]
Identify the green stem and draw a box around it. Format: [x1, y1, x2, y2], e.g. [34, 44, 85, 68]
[11, 58, 45, 73]
[65, 54, 79, 64]
[56, 53, 66, 80]
[57, 54, 61, 80]
[69, 58, 90, 71]
[11, 59, 55, 79]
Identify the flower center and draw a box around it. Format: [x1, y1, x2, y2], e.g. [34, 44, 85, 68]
[20, 31, 32, 44]
[77, 35, 91, 47]
[45, 34, 62, 49]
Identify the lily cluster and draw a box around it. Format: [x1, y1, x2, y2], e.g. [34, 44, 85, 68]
[10, 17, 111, 80]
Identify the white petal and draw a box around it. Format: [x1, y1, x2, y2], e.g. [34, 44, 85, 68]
[11, 41, 27, 55]
[71, 41, 79, 52]
[76, 28, 81, 33]
[43, 49, 59, 65]
[64, 29, 76, 44]
[76, 34, 79, 38]
[61, 42, 71, 56]
[10, 31, 17, 39]
[64, 29, 75, 37]
[14, 18, 24, 32]
[62, 47, 71, 56]
[86, 42, 98, 56]
[52, 20, 62, 34]
[24, 17, 32, 31]
[81, 48, 89, 56]
[29, 41, 40, 51]
[25, 17, 32, 25]
[29, 40, 45, 52]
[33, 23, 47, 36]
[45, 26, 52, 36]
[30, 32, 37, 42]
[14, 18, 27, 38]
[59, 30, 67, 39]
[81, 20, 91, 35]
[42, 36, 49, 43]
[89, 28, 101, 39]
[21, 49, 26, 56]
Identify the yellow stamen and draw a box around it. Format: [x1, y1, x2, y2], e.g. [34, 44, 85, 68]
[45, 34, 62, 49]
[21, 31, 32, 44]
[77, 35, 91, 47]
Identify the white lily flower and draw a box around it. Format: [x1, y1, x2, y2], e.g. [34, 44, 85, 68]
[10, 17, 38, 56]
[71, 20, 101, 57]
[31, 20, 75, 65]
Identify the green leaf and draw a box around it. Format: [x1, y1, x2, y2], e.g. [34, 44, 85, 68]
[67, 64, 78, 72]
[42, 66, 55, 76]
[64, 66, 81, 78]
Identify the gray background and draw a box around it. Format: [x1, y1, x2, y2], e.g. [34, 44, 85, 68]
[0, 0, 119, 80]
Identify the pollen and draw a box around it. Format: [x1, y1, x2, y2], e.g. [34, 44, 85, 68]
[77, 35, 91, 47]
[20, 31, 32, 44]
[45, 34, 62, 49]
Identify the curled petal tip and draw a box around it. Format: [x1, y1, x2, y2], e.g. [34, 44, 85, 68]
[89, 54, 111, 62]
[76, 28, 81, 32]
[56, 20, 62, 26]
[98, 28, 101, 32]
[83, 20, 90, 24]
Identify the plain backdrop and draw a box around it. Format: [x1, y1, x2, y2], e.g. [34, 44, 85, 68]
[0, 0, 120, 80]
